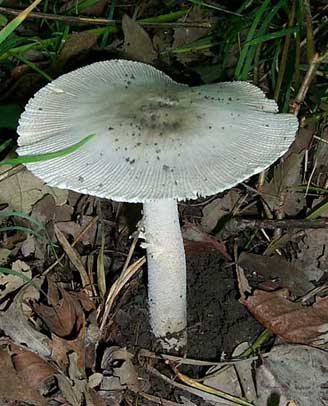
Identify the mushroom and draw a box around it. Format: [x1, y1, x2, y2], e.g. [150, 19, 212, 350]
[17, 60, 299, 351]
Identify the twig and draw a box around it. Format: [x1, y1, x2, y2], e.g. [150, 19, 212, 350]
[0, 164, 24, 183]
[291, 52, 321, 114]
[0, 7, 213, 29]
[44, 215, 99, 275]
[169, 364, 253, 406]
[304, 0, 315, 63]
[147, 365, 252, 406]
[225, 217, 328, 234]
[138, 348, 259, 366]
[99, 256, 146, 335]
[138, 392, 181, 406]
[273, 1, 295, 101]
[54, 224, 93, 296]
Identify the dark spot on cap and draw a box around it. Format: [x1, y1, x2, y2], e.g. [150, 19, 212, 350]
[38, 107, 43, 111]
[228, 97, 232, 101]
[163, 165, 169, 171]
[78, 176, 84, 182]
[209, 126, 212, 129]
[108, 127, 114, 131]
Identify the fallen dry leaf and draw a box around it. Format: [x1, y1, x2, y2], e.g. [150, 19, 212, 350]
[238, 252, 314, 296]
[101, 346, 140, 392]
[11, 343, 56, 392]
[0, 345, 48, 405]
[183, 222, 232, 261]
[32, 284, 84, 338]
[31, 194, 56, 225]
[291, 228, 328, 281]
[0, 166, 67, 213]
[0, 280, 51, 357]
[122, 14, 157, 63]
[262, 152, 306, 216]
[256, 344, 328, 406]
[56, 215, 97, 245]
[57, 32, 99, 68]
[242, 289, 328, 344]
[0, 259, 31, 302]
[201, 190, 242, 233]
[172, 6, 214, 63]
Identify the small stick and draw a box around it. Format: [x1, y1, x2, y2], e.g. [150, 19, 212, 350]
[44, 215, 98, 275]
[138, 348, 259, 366]
[0, 7, 213, 29]
[169, 364, 253, 406]
[226, 217, 328, 232]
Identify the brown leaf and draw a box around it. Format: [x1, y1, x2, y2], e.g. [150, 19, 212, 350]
[0, 280, 51, 357]
[262, 152, 306, 216]
[292, 228, 328, 282]
[183, 222, 232, 261]
[122, 14, 157, 63]
[32, 285, 84, 338]
[242, 289, 328, 344]
[31, 194, 56, 224]
[11, 343, 56, 391]
[51, 322, 85, 371]
[238, 252, 314, 296]
[172, 6, 214, 63]
[57, 32, 99, 68]
[0, 345, 48, 405]
[201, 190, 242, 233]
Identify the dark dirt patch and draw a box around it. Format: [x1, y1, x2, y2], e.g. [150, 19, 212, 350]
[112, 251, 261, 361]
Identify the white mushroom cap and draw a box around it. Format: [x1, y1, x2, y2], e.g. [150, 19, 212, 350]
[17, 60, 298, 203]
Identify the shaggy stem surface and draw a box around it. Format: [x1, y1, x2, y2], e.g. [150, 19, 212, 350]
[143, 199, 187, 350]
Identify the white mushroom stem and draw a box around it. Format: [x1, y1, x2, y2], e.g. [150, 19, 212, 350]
[143, 199, 187, 350]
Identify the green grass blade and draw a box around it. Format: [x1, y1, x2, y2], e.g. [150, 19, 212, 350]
[0, 210, 46, 230]
[164, 35, 219, 55]
[0, 267, 39, 288]
[0, 139, 14, 153]
[15, 54, 52, 81]
[0, 0, 43, 45]
[0, 133, 96, 166]
[240, 0, 288, 79]
[234, 0, 271, 79]
[244, 26, 299, 47]
[0, 225, 46, 240]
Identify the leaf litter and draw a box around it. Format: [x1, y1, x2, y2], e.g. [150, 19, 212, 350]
[0, 0, 328, 405]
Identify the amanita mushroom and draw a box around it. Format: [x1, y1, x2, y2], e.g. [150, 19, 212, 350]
[17, 60, 298, 350]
